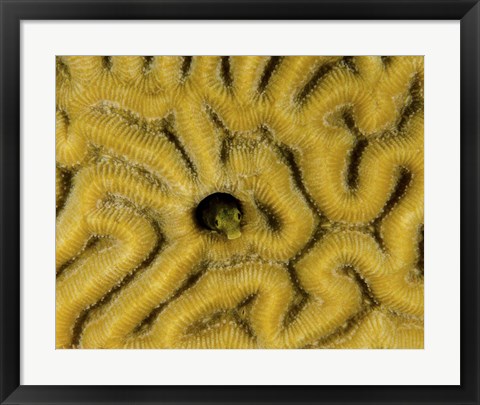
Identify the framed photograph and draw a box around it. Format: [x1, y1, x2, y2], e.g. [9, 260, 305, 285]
[1, 0, 479, 404]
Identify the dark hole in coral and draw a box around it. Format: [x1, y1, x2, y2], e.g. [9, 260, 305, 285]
[195, 192, 242, 230]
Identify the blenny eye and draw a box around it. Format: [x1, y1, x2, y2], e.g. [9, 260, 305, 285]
[236, 212, 241, 220]
[215, 219, 219, 227]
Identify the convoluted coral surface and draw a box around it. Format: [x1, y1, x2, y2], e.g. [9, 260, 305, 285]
[56, 56, 424, 349]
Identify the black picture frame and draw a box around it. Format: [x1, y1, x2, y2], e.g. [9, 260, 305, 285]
[1, 1, 479, 404]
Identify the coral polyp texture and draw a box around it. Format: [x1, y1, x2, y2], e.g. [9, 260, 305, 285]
[56, 56, 424, 349]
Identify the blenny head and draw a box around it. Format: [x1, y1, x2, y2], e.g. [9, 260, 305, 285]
[213, 206, 242, 240]
[195, 192, 243, 240]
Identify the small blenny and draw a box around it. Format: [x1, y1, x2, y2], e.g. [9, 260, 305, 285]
[196, 193, 242, 240]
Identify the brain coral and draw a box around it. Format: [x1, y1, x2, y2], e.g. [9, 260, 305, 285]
[56, 56, 424, 349]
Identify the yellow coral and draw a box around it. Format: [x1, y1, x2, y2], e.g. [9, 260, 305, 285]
[56, 56, 423, 349]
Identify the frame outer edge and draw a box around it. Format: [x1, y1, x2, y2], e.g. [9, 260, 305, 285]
[0, 1, 21, 405]
[461, 1, 480, 404]
[0, 0, 478, 20]
[1, 0, 479, 404]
